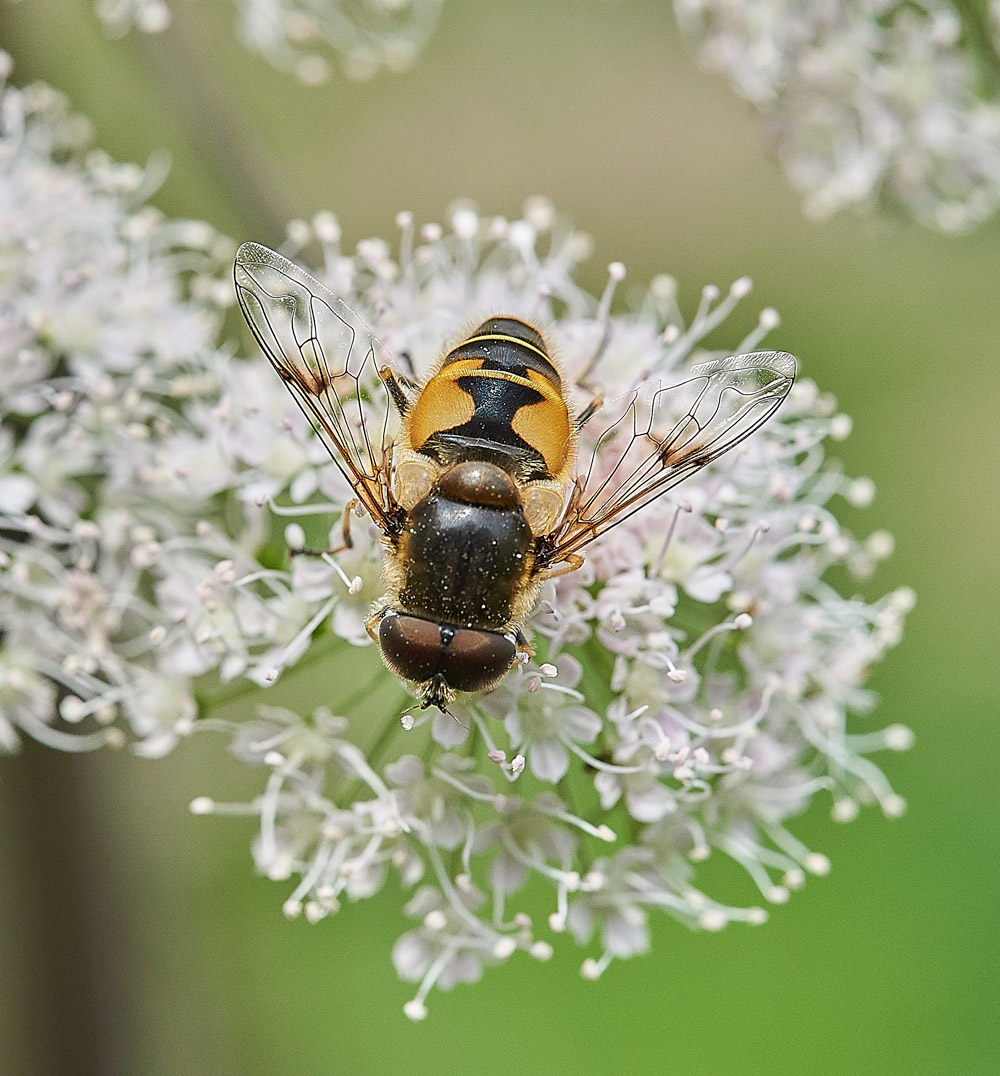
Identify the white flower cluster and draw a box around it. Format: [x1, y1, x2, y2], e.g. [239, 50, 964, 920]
[91, 0, 442, 83]
[200, 206, 913, 1014]
[676, 0, 1000, 231]
[0, 64, 913, 1017]
[0, 63, 350, 755]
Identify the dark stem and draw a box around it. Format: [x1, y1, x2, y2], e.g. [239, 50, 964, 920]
[0, 745, 134, 1076]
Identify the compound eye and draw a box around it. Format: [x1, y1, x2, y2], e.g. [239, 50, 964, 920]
[378, 615, 517, 695]
[378, 614, 445, 684]
[444, 628, 516, 693]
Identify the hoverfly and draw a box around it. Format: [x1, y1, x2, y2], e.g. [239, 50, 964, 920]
[234, 242, 795, 712]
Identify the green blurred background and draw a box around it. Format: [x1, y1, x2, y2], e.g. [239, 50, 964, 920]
[2, 0, 998, 1073]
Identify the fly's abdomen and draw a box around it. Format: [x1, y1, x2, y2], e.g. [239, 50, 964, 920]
[407, 318, 571, 482]
[398, 461, 532, 630]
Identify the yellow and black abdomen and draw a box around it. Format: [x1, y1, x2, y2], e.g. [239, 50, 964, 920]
[407, 318, 571, 482]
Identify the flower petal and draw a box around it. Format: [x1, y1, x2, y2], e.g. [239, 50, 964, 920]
[529, 736, 569, 783]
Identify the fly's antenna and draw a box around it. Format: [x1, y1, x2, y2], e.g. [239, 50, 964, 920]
[420, 675, 467, 727]
[420, 694, 454, 719]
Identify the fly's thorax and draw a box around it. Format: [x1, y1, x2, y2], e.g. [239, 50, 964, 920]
[435, 459, 523, 508]
[400, 316, 575, 485]
[393, 442, 570, 536]
[395, 461, 533, 632]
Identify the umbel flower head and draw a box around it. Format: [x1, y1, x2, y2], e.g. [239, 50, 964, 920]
[0, 62, 913, 1017]
[677, 0, 1000, 232]
[89, 0, 443, 83]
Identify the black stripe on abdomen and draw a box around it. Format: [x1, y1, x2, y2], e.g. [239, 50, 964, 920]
[445, 335, 562, 389]
[420, 373, 551, 479]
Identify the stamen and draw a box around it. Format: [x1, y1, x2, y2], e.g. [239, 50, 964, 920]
[555, 879, 570, 926]
[319, 551, 361, 594]
[258, 768, 286, 870]
[597, 262, 626, 325]
[286, 840, 335, 906]
[724, 520, 770, 571]
[763, 823, 832, 875]
[625, 872, 708, 914]
[460, 816, 476, 878]
[251, 595, 336, 683]
[684, 818, 710, 861]
[334, 743, 400, 816]
[683, 613, 752, 662]
[576, 262, 626, 383]
[502, 836, 579, 891]
[417, 837, 493, 937]
[581, 952, 612, 980]
[651, 275, 755, 375]
[729, 832, 800, 877]
[801, 716, 902, 811]
[58, 685, 129, 722]
[404, 946, 455, 1020]
[651, 502, 687, 576]
[492, 883, 511, 931]
[245, 727, 297, 753]
[565, 740, 650, 774]
[530, 940, 554, 961]
[16, 713, 111, 753]
[231, 567, 293, 589]
[539, 801, 617, 842]
[431, 766, 496, 804]
[846, 724, 915, 753]
[538, 681, 584, 701]
[492, 935, 517, 959]
[471, 711, 504, 759]
[737, 306, 780, 351]
[260, 494, 341, 517]
[720, 837, 787, 902]
[507, 221, 538, 264]
[346, 833, 388, 881]
[395, 210, 414, 277]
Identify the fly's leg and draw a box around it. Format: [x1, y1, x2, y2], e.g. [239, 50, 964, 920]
[288, 497, 358, 558]
[574, 389, 604, 430]
[573, 334, 607, 427]
[396, 350, 418, 383]
[368, 437, 397, 514]
[380, 365, 414, 417]
[535, 553, 585, 581]
[574, 318, 613, 393]
[557, 474, 586, 526]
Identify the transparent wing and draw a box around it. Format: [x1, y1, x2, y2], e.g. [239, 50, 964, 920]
[545, 351, 796, 563]
[234, 242, 398, 529]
